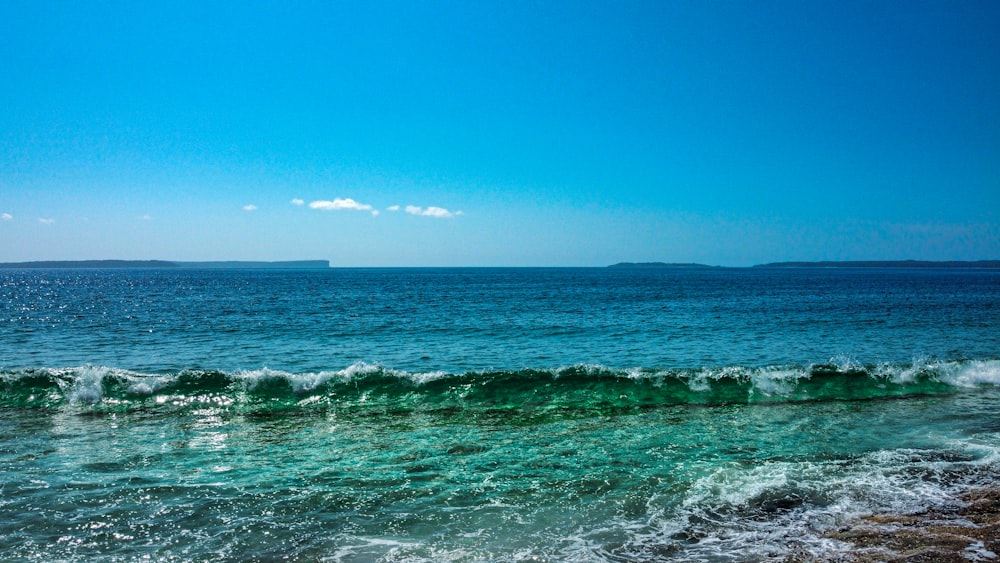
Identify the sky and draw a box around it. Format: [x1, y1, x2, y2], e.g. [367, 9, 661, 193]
[1, 0, 998, 266]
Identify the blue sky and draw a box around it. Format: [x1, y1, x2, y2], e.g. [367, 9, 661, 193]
[1, 0, 998, 266]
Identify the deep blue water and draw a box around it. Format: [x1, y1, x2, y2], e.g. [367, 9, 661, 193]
[1, 267, 999, 561]
[3, 267, 997, 372]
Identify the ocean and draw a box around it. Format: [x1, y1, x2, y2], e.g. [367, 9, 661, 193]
[1, 266, 998, 561]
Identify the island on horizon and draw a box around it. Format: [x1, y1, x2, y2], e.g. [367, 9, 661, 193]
[609, 260, 1000, 269]
[753, 260, 1000, 269]
[0, 260, 331, 269]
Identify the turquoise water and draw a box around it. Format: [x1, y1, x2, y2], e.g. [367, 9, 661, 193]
[2, 268, 999, 560]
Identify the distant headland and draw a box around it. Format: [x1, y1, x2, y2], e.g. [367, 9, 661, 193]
[752, 260, 1000, 269]
[0, 260, 331, 269]
[610, 260, 1000, 269]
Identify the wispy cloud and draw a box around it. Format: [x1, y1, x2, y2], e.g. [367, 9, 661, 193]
[309, 198, 373, 212]
[290, 198, 304, 206]
[405, 205, 462, 218]
[1, 213, 11, 221]
[308, 199, 455, 218]
[141, 214, 153, 221]
[38, 218, 55, 225]
[243, 204, 258, 212]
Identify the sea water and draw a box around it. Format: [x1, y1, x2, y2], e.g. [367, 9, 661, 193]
[1, 267, 998, 561]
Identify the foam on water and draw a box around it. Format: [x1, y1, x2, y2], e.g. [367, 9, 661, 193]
[4, 358, 1000, 416]
[594, 435, 1000, 561]
[941, 359, 1000, 387]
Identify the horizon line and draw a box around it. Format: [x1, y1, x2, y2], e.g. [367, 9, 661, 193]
[2, 259, 1000, 270]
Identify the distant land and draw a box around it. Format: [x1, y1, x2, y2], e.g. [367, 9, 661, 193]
[0, 260, 330, 269]
[1, 259, 997, 270]
[610, 260, 1000, 269]
[753, 260, 1000, 269]
[608, 262, 719, 269]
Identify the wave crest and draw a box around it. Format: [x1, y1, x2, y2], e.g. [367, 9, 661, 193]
[2, 359, 998, 417]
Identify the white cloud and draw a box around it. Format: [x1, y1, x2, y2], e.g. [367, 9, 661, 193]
[141, 214, 152, 220]
[38, 218, 54, 225]
[1, 213, 11, 221]
[405, 205, 461, 219]
[243, 204, 258, 211]
[291, 198, 304, 206]
[309, 198, 373, 212]
[387, 205, 400, 212]
[371, 209, 380, 217]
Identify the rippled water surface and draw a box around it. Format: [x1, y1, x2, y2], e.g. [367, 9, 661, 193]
[2, 267, 999, 561]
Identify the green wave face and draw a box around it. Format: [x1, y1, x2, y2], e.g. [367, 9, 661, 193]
[2, 360, 997, 422]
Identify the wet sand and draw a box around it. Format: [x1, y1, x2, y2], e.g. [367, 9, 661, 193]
[789, 488, 1000, 562]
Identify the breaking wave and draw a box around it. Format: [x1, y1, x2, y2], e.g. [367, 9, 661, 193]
[3, 358, 999, 420]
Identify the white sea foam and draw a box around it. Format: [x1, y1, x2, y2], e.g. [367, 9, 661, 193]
[19, 357, 1000, 413]
[127, 373, 174, 395]
[682, 365, 811, 397]
[646, 434, 1000, 561]
[402, 370, 450, 385]
[940, 359, 1000, 388]
[235, 362, 387, 393]
[965, 540, 998, 561]
[879, 358, 927, 384]
[64, 365, 108, 404]
[228, 361, 470, 394]
[218, 358, 1000, 396]
[40, 365, 177, 404]
[685, 368, 714, 392]
[238, 366, 288, 386]
[340, 361, 384, 379]
[749, 366, 804, 396]
[829, 354, 864, 372]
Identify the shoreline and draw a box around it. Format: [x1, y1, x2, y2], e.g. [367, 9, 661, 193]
[788, 487, 1000, 562]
